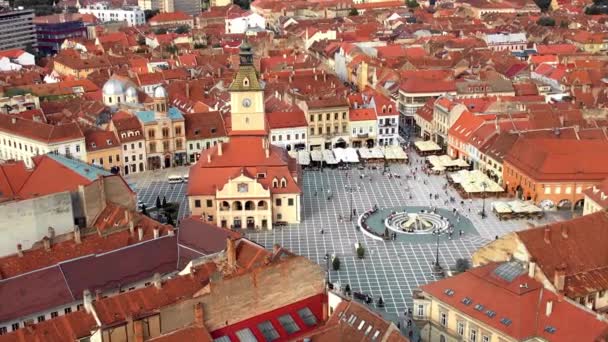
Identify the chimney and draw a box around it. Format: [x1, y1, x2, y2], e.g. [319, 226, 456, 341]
[153, 227, 159, 239]
[218, 141, 223, 156]
[95, 289, 102, 301]
[74, 226, 82, 244]
[226, 237, 236, 269]
[48, 226, 55, 240]
[134, 320, 144, 342]
[153, 273, 162, 289]
[545, 300, 553, 317]
[99, 176, 106, 209]
[528, 261, 536, 278]
[43, 236, 51, 251]
[11, 117, 16, 124]
[186, 83, 190, 99]
[561, 225, 568, 239]
[207, 154, 211, 163]
[17, 244, 23, 257]
[323, 70, 327, 82]
[138, 227, 144, 241]
[554, 266, 566, 292]
[543, 227, 551, 244]
[83, 289, 93, 313]
[272, 243, 281, 256]
[194, 303, 204, 326]
[129, 220, 135, 236]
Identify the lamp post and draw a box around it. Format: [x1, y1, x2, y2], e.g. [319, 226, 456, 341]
[324, 253, 331, 283]
[480, 181, 487, 218]
[346, 184, 355, 221]
[432, 229, 444, 276]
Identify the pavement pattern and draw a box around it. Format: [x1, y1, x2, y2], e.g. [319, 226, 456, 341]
[126, 154, 572, 316]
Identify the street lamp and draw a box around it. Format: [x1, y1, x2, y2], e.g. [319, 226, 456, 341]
[480, 181, 487, 218]
[346, 184, 356, 221]
[432, 229, 444, 276]
[324, 253, 331, 283]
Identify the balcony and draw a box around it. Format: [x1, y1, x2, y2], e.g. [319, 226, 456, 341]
[356, 133, 369, 139]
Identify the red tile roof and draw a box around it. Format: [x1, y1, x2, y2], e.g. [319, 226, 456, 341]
[85, 129, 119, 152]
[349, 108, 377, 121]
[183, 112, 227, 140]
[504, 138, 608, 182]
[149, 326, 213, 342]
[0, 161, 30, 203]
[149, 11, 192, 24]
[583, 178, 608, 210]
[400, 78, 456, 93]
[266, 110, 308, 129]
[516, 211, 608, 298]
[188, 136, 301, 196]
[0, 310, 97, 342]
[0, 49, 27, 59]
[0, 115, 83, 144]
[421, 262, 608, 342]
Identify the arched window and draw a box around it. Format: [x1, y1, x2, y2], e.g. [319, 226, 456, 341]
[280, 178, 287, 188]
[382, 105, 386, 113]
[243, 77, 249, 87]
[272, 178, 278, 188]
[388, 105, 393, 113]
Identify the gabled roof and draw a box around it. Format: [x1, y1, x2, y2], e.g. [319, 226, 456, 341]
[149, 11, 192, 23]
[0, 115, 84, 144]
[0, 310, 97, 341]
[266, 110, 308, 129]
[516, 211, 608, 298]
[421, 262, 608, 342]
[183, 112, 227, 140]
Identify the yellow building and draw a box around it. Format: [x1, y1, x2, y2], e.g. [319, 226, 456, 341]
[304, 98, 350, 150]
[187, 41, 301, 230]
[135, 86, 187, 169]
[84, 130, 123, 172]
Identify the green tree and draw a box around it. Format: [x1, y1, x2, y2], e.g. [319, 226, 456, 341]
[166, 213, 174, 226]
[455, 258, 471, 274]
[536, 16, 555, 26]
[175, 25, 190, 34]
[141, 204, 148, 216]
[406, 0, 420, 8]
[349, 8, 359, 16]
[154, 27, 167, 35]
[332, 256, 341, 271]
[356, 246, 365, 259]
[155, 196, 161, 209]
[144, 9, 159, 21]
[162, 196, 167, 208]
[534, 0, 552, 12]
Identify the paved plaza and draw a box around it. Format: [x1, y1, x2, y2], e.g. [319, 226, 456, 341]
[125, 153, 572, 316]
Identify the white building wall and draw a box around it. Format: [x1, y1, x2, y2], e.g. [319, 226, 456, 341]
[269, 127, 307, 151]
[0, 132, 49, 167]
[79, 3, 145, 26]
[120, 138, 146, 175]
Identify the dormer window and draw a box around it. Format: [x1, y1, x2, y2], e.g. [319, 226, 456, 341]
[91, 142, 97, 148]
[243, 77, 250, 87]
[121, 133, 126, 138]
[194, 129, 200, 136]
[272, 177, 278, 188]
[280, 178, 287, 188]
[211, 127, 217, 134]
[106, 139, 112, 145]
[382, 105, 386, 113]
[257, 172, 266, 179]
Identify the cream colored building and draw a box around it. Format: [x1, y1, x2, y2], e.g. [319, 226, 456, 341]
[303, 99, 350, 150]
[582, 181, 608, 215]
[187, 41, 301, 230]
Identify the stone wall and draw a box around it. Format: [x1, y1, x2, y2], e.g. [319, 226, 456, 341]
[0, 192, 74, 255]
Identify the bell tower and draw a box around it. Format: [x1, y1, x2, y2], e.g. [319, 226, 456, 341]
[229, 39, 265, 134]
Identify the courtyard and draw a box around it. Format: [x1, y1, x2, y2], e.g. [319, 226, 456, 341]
[125, 153, 572, 316]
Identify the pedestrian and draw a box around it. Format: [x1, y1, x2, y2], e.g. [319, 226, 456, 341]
[320, 229, 324, 234]
[314, 191, 317, 197]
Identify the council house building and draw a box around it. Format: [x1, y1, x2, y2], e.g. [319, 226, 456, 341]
[187, 41, 302, 230]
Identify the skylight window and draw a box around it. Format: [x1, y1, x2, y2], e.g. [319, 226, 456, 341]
[474, 304, 484, 311]
[257, 321, 279, 341]
[235, 328, 257, 342]
[500, 318, 512, 326]
[462, 297, 472, 305]
[444, 289, 455, 296]
[358, 320, 366, 330]
[371, 330, 380, 340]
[278, 314, 300, 335]
[545, 326, 557, 334]
[486, 310, 496, 318]
[364, 325, 373, 336]
[297, 307, 318, 327]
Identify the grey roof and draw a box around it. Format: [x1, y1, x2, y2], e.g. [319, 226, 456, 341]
[102, 79, 126, 96]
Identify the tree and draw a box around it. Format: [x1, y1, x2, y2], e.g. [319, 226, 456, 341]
[166, 213, 175, 226]
[154, 27, 168, 35]
[137, 36, 146, 46]
[144, 9, 159, 21]
[536, 16, 555, 26]
[533, 0, 552, 12]
[377, 296, 384, 307]
[344, 284, 351, 295]
[455, 258, 471, 274]
[349, 8, 359, 16]
[141, 204, 148, 216]
[162, 196, 167, 208]
[406, 0, 420, 8]
[175, 25, 190, 34]
[332, 256, 341, 271]
[155, 196, 161, 209]
[357, 246, 365, 259]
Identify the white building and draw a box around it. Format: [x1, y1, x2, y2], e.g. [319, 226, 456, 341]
[0, 49, 34, 71]
[109, 112, 147, 175]
[79, 2, 145, 26]
[484, 32, 527, 52]
[0, 116, 85, 167]
[267, 111, 308, 152]
[348, 108, 377, 148]
[225, 12, 266, 34]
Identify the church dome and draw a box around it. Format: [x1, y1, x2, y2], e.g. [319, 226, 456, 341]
[125, 86, 137, 97]
[153, 86, 167, 98]
[102, 79, 126, 96]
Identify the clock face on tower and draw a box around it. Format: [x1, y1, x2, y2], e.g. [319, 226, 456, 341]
[242, 98, 252, 108]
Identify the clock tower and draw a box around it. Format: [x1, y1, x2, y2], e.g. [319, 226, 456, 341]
[229, 40, 266, 134]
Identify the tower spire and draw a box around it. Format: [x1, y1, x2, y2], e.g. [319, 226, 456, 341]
[239, 38, 253, 66]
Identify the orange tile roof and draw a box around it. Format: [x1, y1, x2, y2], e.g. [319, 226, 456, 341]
[0, 161, 30, 203]
[349, 108, 376, 121]
[517, 211, 608, 298]
[266, 110, 308, 129]
[85, 129, 119, 152]
[422, 262, 608, 341]
[150, 11, 192, 24]
[0, 310, 97, 342]
[148, 326, 213, 342]
[400, 78, 456, 93]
